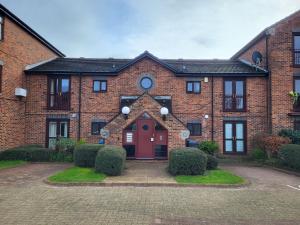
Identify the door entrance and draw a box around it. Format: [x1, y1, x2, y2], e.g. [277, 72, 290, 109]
[46, 119, 69, 149]
[136, 118, 155, 158]
[224, 121, 246, 154]
[123, 113, 168, 159]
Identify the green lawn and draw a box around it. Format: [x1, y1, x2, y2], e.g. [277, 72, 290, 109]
[175, 169, 246, 185]
[0, 160, 27, 170]
[48, 167, 106, 183]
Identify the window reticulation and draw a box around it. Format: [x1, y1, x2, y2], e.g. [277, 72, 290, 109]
[224, 79, 246, 111]
[187, 123, 202, 136]
[91, 122, 107, 135]
[93, 80, 107, 92]
[186, 81, 201, 94]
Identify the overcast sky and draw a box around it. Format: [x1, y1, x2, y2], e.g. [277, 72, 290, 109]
[2, 0, 300, 59]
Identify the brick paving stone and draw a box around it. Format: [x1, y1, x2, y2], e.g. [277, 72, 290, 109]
[0, 163, 299, 225]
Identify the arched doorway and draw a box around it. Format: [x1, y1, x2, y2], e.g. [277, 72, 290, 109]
[122, 112, 168, 159]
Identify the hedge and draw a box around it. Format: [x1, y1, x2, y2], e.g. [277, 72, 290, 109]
[206, 154, 218, 170]
[278, 144, 300, 171]
[73, 144, 103, 167]
[168, 147, 207, 175]
[95, 145, 126, 176]
[0, 145, 73, 162]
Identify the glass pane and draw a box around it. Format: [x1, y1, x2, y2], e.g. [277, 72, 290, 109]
[92, 123, 99, 134]
[225, 123, 232, 139]
[50, 96, 55, 107]
[93, 81, 100, 91]
[295, 79, 300, 94]
[236, 81, 244, 96]
[236, 140, 244, 152]
[294, 36, 300, 49]
[49, 122, 57, 138]
[60, 122, 68, 137]
[225, 97, 233, 109]
[194, 82, 200, 93]
[141, 77, 152, 89]
[236, 97, 244, 109]
[236, 123, 244, 139]
[50, 79, 55, 94]
[225, 81, 232, 96]
[101, 81, 107, 91]
[0, 17, 3, 23]
[48, 138, 57, 150]
[61, 79, 70, 93]
[187, 82, 193, 92]
[225, 140, 233, 152]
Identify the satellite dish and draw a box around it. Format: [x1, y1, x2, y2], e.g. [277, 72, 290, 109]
[252, 51, 263, 65]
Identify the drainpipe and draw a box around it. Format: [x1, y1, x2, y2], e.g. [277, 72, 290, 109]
[211, 76, 214, 141]
[266, 35, 272, 134]
[77, 74, 82, 141]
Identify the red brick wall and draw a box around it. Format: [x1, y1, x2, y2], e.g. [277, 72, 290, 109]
[0, 16, 59, 150]
[25, 58, 268, 154]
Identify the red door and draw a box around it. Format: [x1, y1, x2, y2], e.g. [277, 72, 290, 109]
[136, 119, 155, 158]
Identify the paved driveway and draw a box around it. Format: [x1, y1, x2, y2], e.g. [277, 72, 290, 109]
[0, 163, 299, 225]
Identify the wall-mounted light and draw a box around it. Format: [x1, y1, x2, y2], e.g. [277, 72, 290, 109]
[121, 106, 130, 119]
[160, 107, 169, 121]
[204, 114, 209, 119]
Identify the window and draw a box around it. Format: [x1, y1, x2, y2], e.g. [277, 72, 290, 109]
[186, 81, 201, 94]
[224, 79, 246, 111]
[187, 123, 202, 136]
[48, 76, 70, 110]
[93, 80, 107, 92]
[91, 122, 107, 135]
[140, 77, 153, 90]
[47, 119, 69, 149]
[294, 121, 300, 131]
[293, 77, 300, 111]
[293, 33, 300, 65]
[0, 15, 3, 41]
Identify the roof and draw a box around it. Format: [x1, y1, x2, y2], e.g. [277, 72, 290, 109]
[231, 9, 300, 59]
[25, 51, 267, 76]
[0, 4, 64, 57]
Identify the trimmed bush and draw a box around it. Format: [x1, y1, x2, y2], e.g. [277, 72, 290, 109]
[74, 144, 103, 167]
[168, 147, 207, 175]
[0, 145, 73, 162]
[278, 144, 300, 170]
[206, 154, 218, 170]
[95, 145, 126, 176]
[0, 145, 51, 161]
[56, 138, 76, 153]
[199, 141, 219, 155]
[250, 148, 267, 161]
[278, 129, 300, 144]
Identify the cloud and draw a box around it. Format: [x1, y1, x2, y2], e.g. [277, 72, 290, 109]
[2, 0, 300, 58]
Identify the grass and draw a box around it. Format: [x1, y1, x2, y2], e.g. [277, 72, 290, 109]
[48, 167, 106, 183]
[0, 160, 27, 170]
[175, 169, 246, 185]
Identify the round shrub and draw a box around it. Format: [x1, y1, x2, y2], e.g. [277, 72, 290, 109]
[199, 141, 219, 155]
[168, 147, 207, 175]
[206, 154, 218, 170]
[278, 144, 300, 171]
[74, 144, 103, 167]
[95, 145, 126, 176]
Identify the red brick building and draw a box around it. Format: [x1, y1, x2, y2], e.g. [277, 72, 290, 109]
[1, 4, 300, 159]
[0, 4, 64, 150]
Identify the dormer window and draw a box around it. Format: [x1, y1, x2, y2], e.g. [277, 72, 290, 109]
[293, 33, 300, 66]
